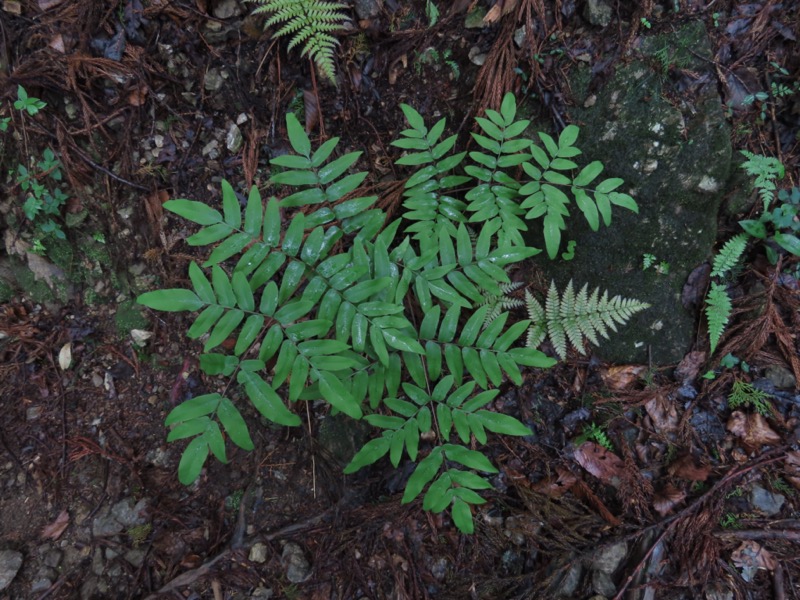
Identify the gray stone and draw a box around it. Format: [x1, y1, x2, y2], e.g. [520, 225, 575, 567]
[43, 549, 62, 569]
[124, 549, 146, 567]
[0, 550, 23, 591]
[251, 587, 274, 599]
[93, 509, 124, 537]
[592, 542, 627, 573]
[750, 485, 785, 516]
[765, 365, 796, 390]
[281, 542, 311, 583]
[31, 578, 52, 593]
[592, 569, 617, 596]
[249, 542, 268, 564]
[112, 498, 148, 527]
[354, 0, 381, 20]
[583, 0, 612, 27]
[212, 0, 241, 19]
[226, 123, 243, 152]
[80, 576, 99, 600]
[204, 68, 224, 92]
[92, 548, 105, 576]
[202, 139, 220, 159]
[556, 562, 582, 597]
[534, 21, 731, 364]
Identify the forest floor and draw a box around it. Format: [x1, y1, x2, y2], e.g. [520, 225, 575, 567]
[1, 0, 799, 598]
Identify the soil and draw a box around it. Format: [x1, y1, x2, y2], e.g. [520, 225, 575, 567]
[1, 1, 799, 599]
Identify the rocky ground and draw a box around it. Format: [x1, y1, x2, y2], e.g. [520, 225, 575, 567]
[1, 0, 799, 598]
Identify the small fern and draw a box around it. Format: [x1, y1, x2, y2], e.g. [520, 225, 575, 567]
[525, 280, 650, 360]
[576, 422, 613, 450]
[740, 150, 785, 209]
[705, 281, 732, 354]
[710, 233, 748, 278]
[480, 281, 525, 325]
[248, 0, 348, 84]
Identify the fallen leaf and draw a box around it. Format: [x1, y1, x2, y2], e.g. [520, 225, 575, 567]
[600, 365, 647, 391]
[49, 33, 66, 53]
[38, 0, 65, 8]
[675, 351, 707, 383]
[653, 484, 686, 516]
[128, 85, 148, 106]
[58, 342, 72, 370]
[303, 88, 319, 133]
[531, 467, 578, 498]
[130, 329, 153, 346]
[731, 541, 776, 582]
[41, 510, 70, 540]
[388, 54, 407, 85]
[574, 442, 627, 488]
[668, 454, 711, 481]
[3, 1, 22, 15]
[784, 451, 800, 490]
[726, 411, 782, 449]
[645, 393, 679, 433]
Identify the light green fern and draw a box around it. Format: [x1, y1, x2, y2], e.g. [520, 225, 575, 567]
[705, 282, 732, 354]
[248, 0, 348, 84]
[711, 233, 748, 278]
[740, 150, 784, 209]
[704, 233, 747, 355]
[480, 281, 525, 325]
[525, 280, 650, 360]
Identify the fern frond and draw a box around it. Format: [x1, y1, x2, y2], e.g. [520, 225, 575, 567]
[711, 233, 748, 278]
[705, 281, 731, 354]
[525, 280, 650, 360]
[248, 0, 348, 84]
[480, 280, 525, 325]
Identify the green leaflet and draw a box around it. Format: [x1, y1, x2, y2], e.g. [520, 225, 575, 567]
[139, 100, 648, 532]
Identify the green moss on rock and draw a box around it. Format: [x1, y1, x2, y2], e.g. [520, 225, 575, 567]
[529, 20, 732, 364]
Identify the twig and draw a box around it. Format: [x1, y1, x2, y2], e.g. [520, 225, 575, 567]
[714, 529, 800, 542]
[70, 146, 149, 191]
[611, 447, 787, 600]
[143, 497, 348, 599]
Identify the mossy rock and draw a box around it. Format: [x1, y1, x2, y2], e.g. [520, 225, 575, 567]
[115, 300, 150, 337]
[528, 21, 732, 364]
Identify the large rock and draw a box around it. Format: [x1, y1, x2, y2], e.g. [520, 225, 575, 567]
[0, 550, 23, 591]
[530, 21, 732, 364]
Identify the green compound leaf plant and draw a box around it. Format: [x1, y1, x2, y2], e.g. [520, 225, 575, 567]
[139, 93, 647, 533]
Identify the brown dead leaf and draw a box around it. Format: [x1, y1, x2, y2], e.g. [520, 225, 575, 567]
[388, 54, 407, 85]
[675, 350, 707, 383]
[303, 89, 319, 133]
[653, 484, 686, 516]
[600, 365, 647, 391]
[144, 189, 167, 229]
[726, 411, 782, 449]
[3, 0, 22, 15]
[785, 451, 800, 490]
[41, 510, 70, 540]
[128, 85, 149, 107]
[49, 34, 66, 53]
[731, 540, 777, 572]
[530, 467, 578, 498]
[38, 0, 65, 8]
[668, 454, 711, 481]
[645, 393, 679, 433]
[574, 442, 627, 488]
